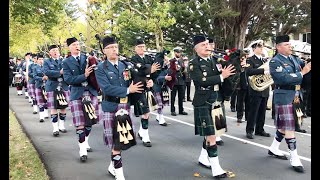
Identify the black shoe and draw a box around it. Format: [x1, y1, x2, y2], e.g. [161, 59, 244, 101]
[53, 131, 59, 137]
[187, 99, 192, 102]
[80, 155, 87, 162]
[295, 129, 307, 133]
[59, 129, 67, 133]
[237, 119, 244, 123]
[39, 119, 44, 123]
[33, 111, 38, 114]
[231, 108, 236, 112]
[25, 96, 28, 99]
[179, 111, 188, 115]
[255, 131, 270, 137]
[213, 173, 227, 178]
[87, 148, 93, 152]
[246, 133, 254, 139]
[159, 122, 168, 126]
[292, 166, 304, 173]
[183, 99, 186, 102]
[143, 141, 152, 147]
[268, 150, 288, 160]
[171, 112, 177, 116]
[216, 140, 224, 146]
[44, 116, 49, 119]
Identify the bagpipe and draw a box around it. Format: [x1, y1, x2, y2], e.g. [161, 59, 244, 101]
[82, 96, 98, 126]
[210, 49, 244, 101]
[166, 58, 177, 90]
[113, 109, 136, 151]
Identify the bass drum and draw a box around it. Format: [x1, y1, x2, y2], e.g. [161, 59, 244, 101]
[14, 74, 23, 86]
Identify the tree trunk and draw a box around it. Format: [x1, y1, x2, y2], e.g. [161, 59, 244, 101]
[155, 31, 160, 51]
[159, 29, 164, 51]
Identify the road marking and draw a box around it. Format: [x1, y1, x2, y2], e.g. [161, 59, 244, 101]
[183, 106, 311, 137]
[150, 112, 311, 162]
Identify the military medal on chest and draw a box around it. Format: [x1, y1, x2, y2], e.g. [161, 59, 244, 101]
[216, 64, 222, 72]
[123, 69, 131, 81]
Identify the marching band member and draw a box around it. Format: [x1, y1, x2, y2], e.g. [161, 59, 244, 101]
[15, 58, 24, 96]
[33, 54, 49, 122]
[267, 35, 311, 173]
[130, 39, 160, 147]
[43, 45, 69, 137]
[153, 49, 171, 126]
[245, 41, 270, 139]
[23, 53, 32, 101]
[95, 35, 143, 180]
[28, 54, 39, 114]
[62, 38, 99, 162]
[189, 35, 235, 178]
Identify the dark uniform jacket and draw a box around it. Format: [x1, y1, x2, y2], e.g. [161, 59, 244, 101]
[43, 58, 69, 92]
[28, 63, 36, 84]
[188, 55, 224, 107]
[33, 64, 45, 89]
[169, 57, 186, 86]
[246, 55, 269, 97]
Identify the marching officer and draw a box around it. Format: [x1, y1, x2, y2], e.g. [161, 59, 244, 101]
[95, 35, 144, 180]
[43, 45, 69, 136]
[267, 34, 311, 173]
[189, 35, 236, 178]
[62, 38, 99, 162]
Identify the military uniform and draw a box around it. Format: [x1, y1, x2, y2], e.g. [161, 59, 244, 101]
[43, 57, 70, 136]
[33, 63, 49, 122]
[27, 57, 38, 113]
[245, 54, 270, 138]
[267, 35, 307, 173]
[15, 61, 24, 95]
[22, 59, 30, 99]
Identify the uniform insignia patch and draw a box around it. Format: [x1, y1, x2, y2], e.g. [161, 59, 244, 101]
[189, 65, 193, 71]
[290, 73, 297, 77]
[275, 66, 283, 72]
[202, 77, 206, 81]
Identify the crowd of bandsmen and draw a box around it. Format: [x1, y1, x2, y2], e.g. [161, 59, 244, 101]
[8, 33, 310, 179]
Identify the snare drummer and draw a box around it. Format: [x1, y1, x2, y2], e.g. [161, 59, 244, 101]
[43, 45, 70, 137]
[62, 38, 99, 162]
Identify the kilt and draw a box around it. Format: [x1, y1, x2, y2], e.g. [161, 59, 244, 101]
[274, 104, 295, 131]
[154, 92, 169, 111]
[27, 83, 36, 99]
[70, 91, 99, 127]
[194, 103, 215, 136]
[132, 92, 150, 116]
[35, 88, 47, 108]
[100, 104, 135, 149]
[47, 90, 70, 109]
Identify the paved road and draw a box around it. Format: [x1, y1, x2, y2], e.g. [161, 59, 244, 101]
[9, 87, 311, 180]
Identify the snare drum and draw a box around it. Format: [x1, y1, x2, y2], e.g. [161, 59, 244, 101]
[14, 74, 23, 86]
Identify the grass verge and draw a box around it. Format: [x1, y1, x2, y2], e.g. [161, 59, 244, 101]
[9, 109, 50, 180]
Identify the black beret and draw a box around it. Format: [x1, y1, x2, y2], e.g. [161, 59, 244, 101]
[37, 53, 44, 58]
[276, 35, 290, 44]
[25, 52, 31, 56]
[31, 53, 38, 58]
[48, 45, 59, 51]
[208, 37, 214, 43]
[135, 39, 145, 46]
[102, 35, 117, 48]
[193, 35, 207, 47]
[66, 37, 78, 46]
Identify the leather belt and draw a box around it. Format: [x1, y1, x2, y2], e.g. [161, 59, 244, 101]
[104, 96, 128, 103]
[276, 85, 300, 91]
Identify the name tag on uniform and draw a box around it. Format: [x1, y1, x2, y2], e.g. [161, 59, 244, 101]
[214, 85, 219, 91]
[120, 97, 128, 103]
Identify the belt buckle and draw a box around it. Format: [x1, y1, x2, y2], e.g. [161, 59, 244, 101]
[120, 97, 128, 103]
[213, 85, 219, 91]
[295, 85, 301, 91]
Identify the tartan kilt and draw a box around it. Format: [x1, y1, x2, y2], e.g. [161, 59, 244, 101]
[35, 88, 47, 108]
[194, 104, 215, 136]
[70, 91, 99, 127]
[100, 104, 135, 149]
[27, 83, 36, 99]
[274, 104, 295, 131]
[154, 92, 169, 108]
[47, 90, 70, 109]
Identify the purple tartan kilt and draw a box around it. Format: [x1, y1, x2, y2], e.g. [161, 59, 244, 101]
[27, 83, 36, 98]
[35, 88, 47, 107]
[47, 90, 70, 109]
[70, 91, 99, 127]
[154, 92, 169, 108]
[274, 104, 295, 131]
[101, 104, 135, 149]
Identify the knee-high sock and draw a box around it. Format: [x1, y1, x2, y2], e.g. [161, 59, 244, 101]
[76, 128, 86, 143]
[85, 126, 92, 137]
[112, 153, 122, 169]
[141, 118, 148, 129]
